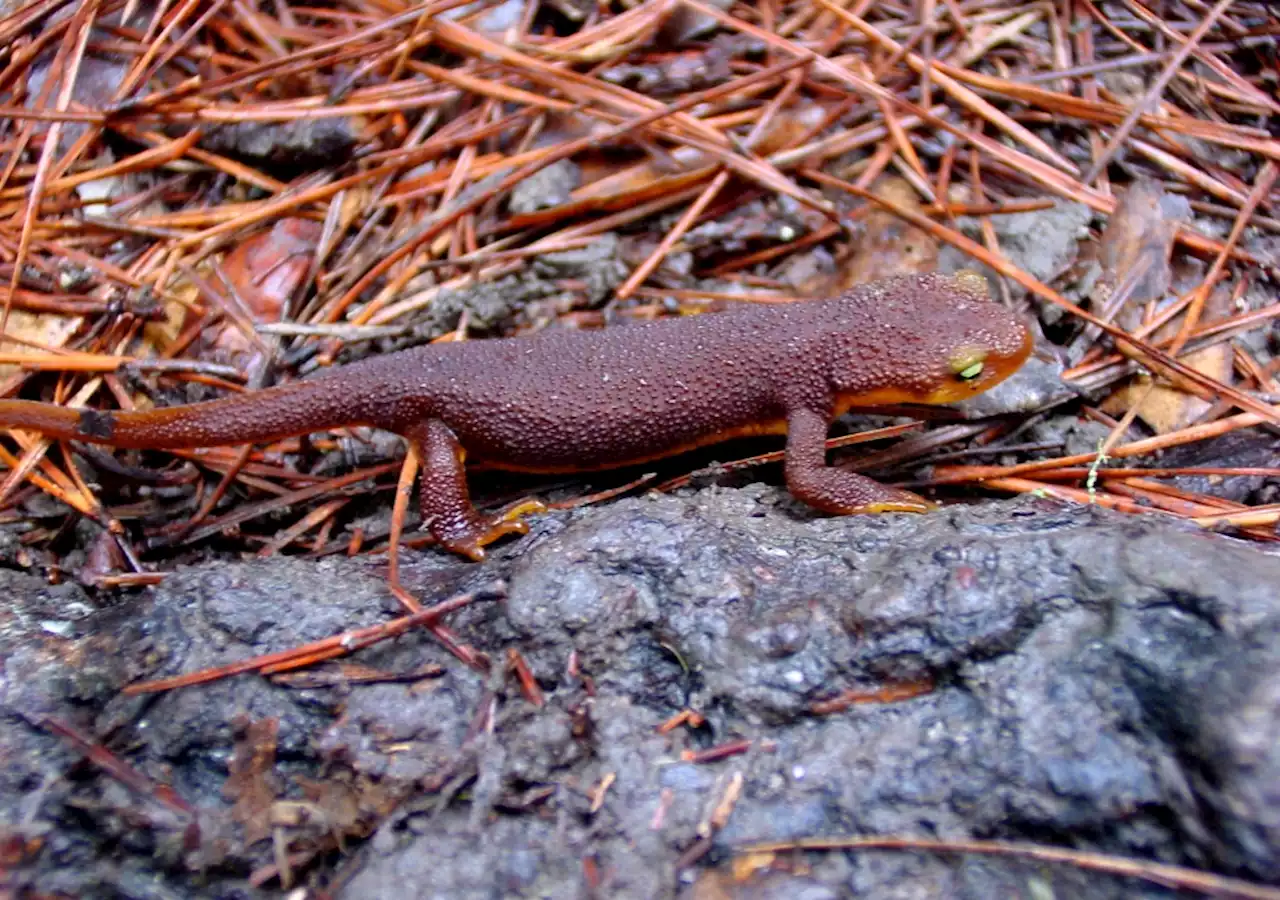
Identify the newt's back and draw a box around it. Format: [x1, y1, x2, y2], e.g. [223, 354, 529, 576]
[375, 271, 1031, 472]
[0, 271, 1028, 470]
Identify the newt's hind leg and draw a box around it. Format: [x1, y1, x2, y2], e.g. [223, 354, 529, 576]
[783, 407, 933, 514]
[414, 419, 545, 561]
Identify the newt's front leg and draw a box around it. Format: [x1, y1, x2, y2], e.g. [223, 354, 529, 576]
[783, 407, 932, 514]
[413, 419, 544, 561]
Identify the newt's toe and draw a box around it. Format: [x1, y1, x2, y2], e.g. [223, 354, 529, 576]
[483, 518, 529, 542]
[495, 497, 548, 523]
[442, 535, 489, 563]
[437, 498, 547, 562]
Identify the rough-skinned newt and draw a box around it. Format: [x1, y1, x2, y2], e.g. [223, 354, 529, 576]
[0, 271, 1032, 560]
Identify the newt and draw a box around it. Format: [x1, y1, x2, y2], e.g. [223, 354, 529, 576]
[0, 271, 1031, 560]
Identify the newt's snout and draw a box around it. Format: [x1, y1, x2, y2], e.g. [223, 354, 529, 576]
[920, 308, 1034, 404]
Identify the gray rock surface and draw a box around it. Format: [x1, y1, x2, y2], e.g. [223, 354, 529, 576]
[938, 200, 1094, 295]
[2, 490, 1279, 898]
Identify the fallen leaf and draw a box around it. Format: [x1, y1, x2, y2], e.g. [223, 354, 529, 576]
[1095, 178, 1184, 331]
[808, 176, 938, 295]
[0, 310, 81, 379]
[224, 718, 281, 847]
[1103, 341, 1233, 434]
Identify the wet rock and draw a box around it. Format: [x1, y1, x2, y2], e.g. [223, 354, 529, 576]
[3, 492, 1280, 897]
[1158, 429, 1280, 505]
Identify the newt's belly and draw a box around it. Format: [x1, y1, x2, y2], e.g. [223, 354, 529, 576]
[471, 417, 790, 474]
[443, 391, 786, 474]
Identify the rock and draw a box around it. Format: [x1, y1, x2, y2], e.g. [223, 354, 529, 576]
[508, 160, 582, 214]
[3, 491, 1279, 897]
[938, 200, 1094, 300]
[199, 119, 361, 171]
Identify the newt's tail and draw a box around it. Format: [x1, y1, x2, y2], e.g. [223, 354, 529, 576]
[0, 374, 370, 450]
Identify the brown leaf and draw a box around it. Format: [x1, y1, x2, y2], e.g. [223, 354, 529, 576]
[812, 176, 939, 295]
[1096, 179, 1181, 331]
[208, 217, 323, 364]
[0, 310, 81, 379]
[224, 717, 281, 847]
[1103, 342, 1233, 434]
[219, 218, 322, 324]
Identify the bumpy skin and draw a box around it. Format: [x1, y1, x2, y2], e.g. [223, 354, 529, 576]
[0, 272, 1032, 559]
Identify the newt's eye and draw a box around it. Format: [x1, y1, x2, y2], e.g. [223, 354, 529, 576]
[949, 348, 988, 381]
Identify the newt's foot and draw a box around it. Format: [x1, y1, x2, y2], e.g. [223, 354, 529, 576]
[437, 498, 548, 562]
[792, 474, 937, 516]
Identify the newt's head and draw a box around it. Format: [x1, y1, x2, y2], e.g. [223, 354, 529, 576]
[826, 271, 1033, 407]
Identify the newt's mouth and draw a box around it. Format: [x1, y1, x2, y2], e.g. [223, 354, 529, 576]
[839, 323, 1034, 409]
[932, 323, 1036, 402]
